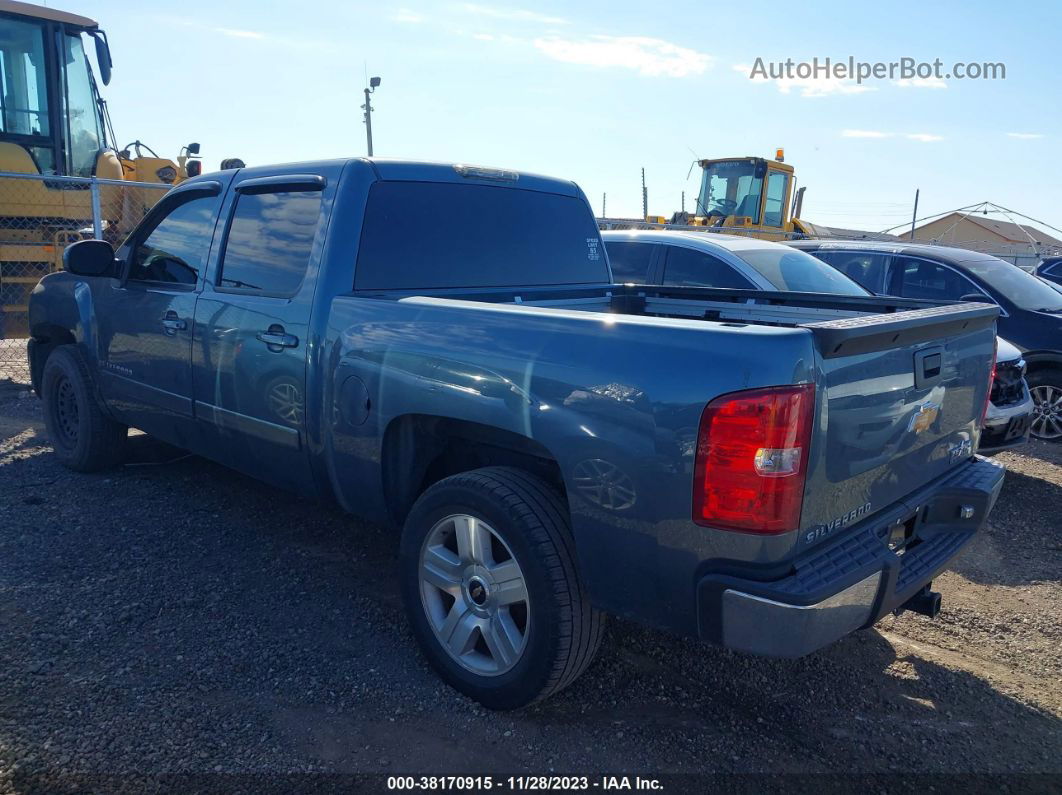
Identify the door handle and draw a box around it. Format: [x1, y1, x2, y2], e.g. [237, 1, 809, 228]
[256, 329, 299, 349]
[161, 315, 187, 332]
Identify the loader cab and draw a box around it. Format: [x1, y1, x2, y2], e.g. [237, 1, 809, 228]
[694, 156, 796, 240]
[0, 1, 111, 178]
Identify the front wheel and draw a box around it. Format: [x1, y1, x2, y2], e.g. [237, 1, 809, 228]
[1028, 369, 1062, 441]
[41, 346, 127, 471]
[400, 467, 604, 709]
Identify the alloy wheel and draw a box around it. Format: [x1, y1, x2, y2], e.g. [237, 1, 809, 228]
[418, 514, 529, 676]
[1031, 384, 1062, 440]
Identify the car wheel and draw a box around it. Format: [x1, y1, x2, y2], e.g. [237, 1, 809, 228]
[41, 346, 127, 471]
[1028, 369, 1062, 441]
[400, 467, 605, 709]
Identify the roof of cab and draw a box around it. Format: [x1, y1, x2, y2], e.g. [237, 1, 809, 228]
[0, 0, 98, 29]
[788, 239, 1008, 264]
[601, 228, 789, 252]
[211, 158, 584, 198]
[364, 159, 582, 196]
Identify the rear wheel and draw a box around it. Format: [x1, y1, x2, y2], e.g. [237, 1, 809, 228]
[41, 346, 127, 471]
[1028, 369, 1062, 441]
[400, 467, 605, 709]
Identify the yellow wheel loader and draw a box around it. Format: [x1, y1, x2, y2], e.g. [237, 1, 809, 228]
[652, 150, 829, 242]
[0, 0, 205, 338]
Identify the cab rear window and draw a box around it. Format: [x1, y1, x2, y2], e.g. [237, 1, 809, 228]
[354, 182, 607, 290]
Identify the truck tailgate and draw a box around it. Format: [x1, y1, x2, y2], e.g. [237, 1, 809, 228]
[798, 302, 998, 538]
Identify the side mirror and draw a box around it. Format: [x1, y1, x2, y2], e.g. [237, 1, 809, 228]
[64, 239, 117, 277]
[92, 33, 112, 86]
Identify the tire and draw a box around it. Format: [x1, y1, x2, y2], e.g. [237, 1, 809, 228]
[400, 466, 605, 709]
[41, 346, 127, 471]
[1028, 368, 1062, 441]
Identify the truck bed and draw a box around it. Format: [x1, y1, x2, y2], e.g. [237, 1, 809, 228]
[384, 282, 994, 356]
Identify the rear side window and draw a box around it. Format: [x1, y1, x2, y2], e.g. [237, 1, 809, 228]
[129, 194, 220, 286]
[894, 257, 979, 301]
[219, 191, 323, 294]
[662, 246, 755, 289]
[813, 250, 889, 293]
[605, 241, 655, 282]
[354, 182, 607, 290]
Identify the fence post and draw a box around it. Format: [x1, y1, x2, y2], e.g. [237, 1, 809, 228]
[90, 178, 103, 239]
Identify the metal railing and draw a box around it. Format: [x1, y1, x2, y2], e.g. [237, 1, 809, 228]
[0, 171, 170, 385]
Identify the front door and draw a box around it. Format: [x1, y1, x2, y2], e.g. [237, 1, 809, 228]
[759, 170, 789, 240]
[95, 184, 224, 444]
[192, 171, 329, 494]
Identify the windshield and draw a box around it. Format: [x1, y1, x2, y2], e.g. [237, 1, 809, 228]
[963, 256, 1062, 311]
[697, 161, 763, 223]
[0, 18, 50, 137]
[736, 247, 871, 296]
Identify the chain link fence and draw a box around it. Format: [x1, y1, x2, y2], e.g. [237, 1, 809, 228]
[0, 172, 169, 387]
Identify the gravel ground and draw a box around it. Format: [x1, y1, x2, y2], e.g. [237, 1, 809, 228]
[1, 387, 1060, 791]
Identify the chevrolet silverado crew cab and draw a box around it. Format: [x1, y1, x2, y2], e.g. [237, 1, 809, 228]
[28, 159, 1004, 709]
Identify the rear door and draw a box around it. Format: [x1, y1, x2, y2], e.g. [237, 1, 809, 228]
[192, 169, 332, 493]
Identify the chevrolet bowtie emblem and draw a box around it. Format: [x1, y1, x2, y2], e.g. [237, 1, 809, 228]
[908, 402, 941, 433]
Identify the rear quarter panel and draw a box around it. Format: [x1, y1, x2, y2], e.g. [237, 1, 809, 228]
[319, 296, 818, 632]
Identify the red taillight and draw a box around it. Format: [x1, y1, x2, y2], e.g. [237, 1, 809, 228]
[693, 383, 815, 534]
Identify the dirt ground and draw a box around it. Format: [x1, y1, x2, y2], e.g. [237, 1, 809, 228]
[1, 387, 1060, 792]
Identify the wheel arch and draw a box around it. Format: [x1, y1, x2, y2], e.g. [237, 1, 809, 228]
[27, 324, 77, 395]
[1022, 351, 1062, 373]
[380, 414, 568, 525]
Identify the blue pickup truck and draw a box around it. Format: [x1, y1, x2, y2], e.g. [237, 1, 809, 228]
[28, 159, 1005, 708]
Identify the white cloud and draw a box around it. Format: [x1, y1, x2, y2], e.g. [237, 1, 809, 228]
[840, 130, 944, 142]
[459, 3, 568, 25]
[894, 76, 947, 89]
[392, 8, 425, 23]
[1007, 132, 1044, 139]
[472, 33, 495, 41]
[841, 129, 893, 138]
[733, 63, 874, 97]
[535, 35, 712, 77]
[213, 27, 266, 39]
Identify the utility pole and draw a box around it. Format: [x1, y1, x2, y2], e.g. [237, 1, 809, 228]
[910, 188, 920, 240]
[681, 190, 685, 214]
[362, 76, 381, 156]
[641, 168, 648, 221]
[602, 193, 606, 218]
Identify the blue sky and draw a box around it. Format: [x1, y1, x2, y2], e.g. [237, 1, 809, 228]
[77, 0, 1060, 236]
